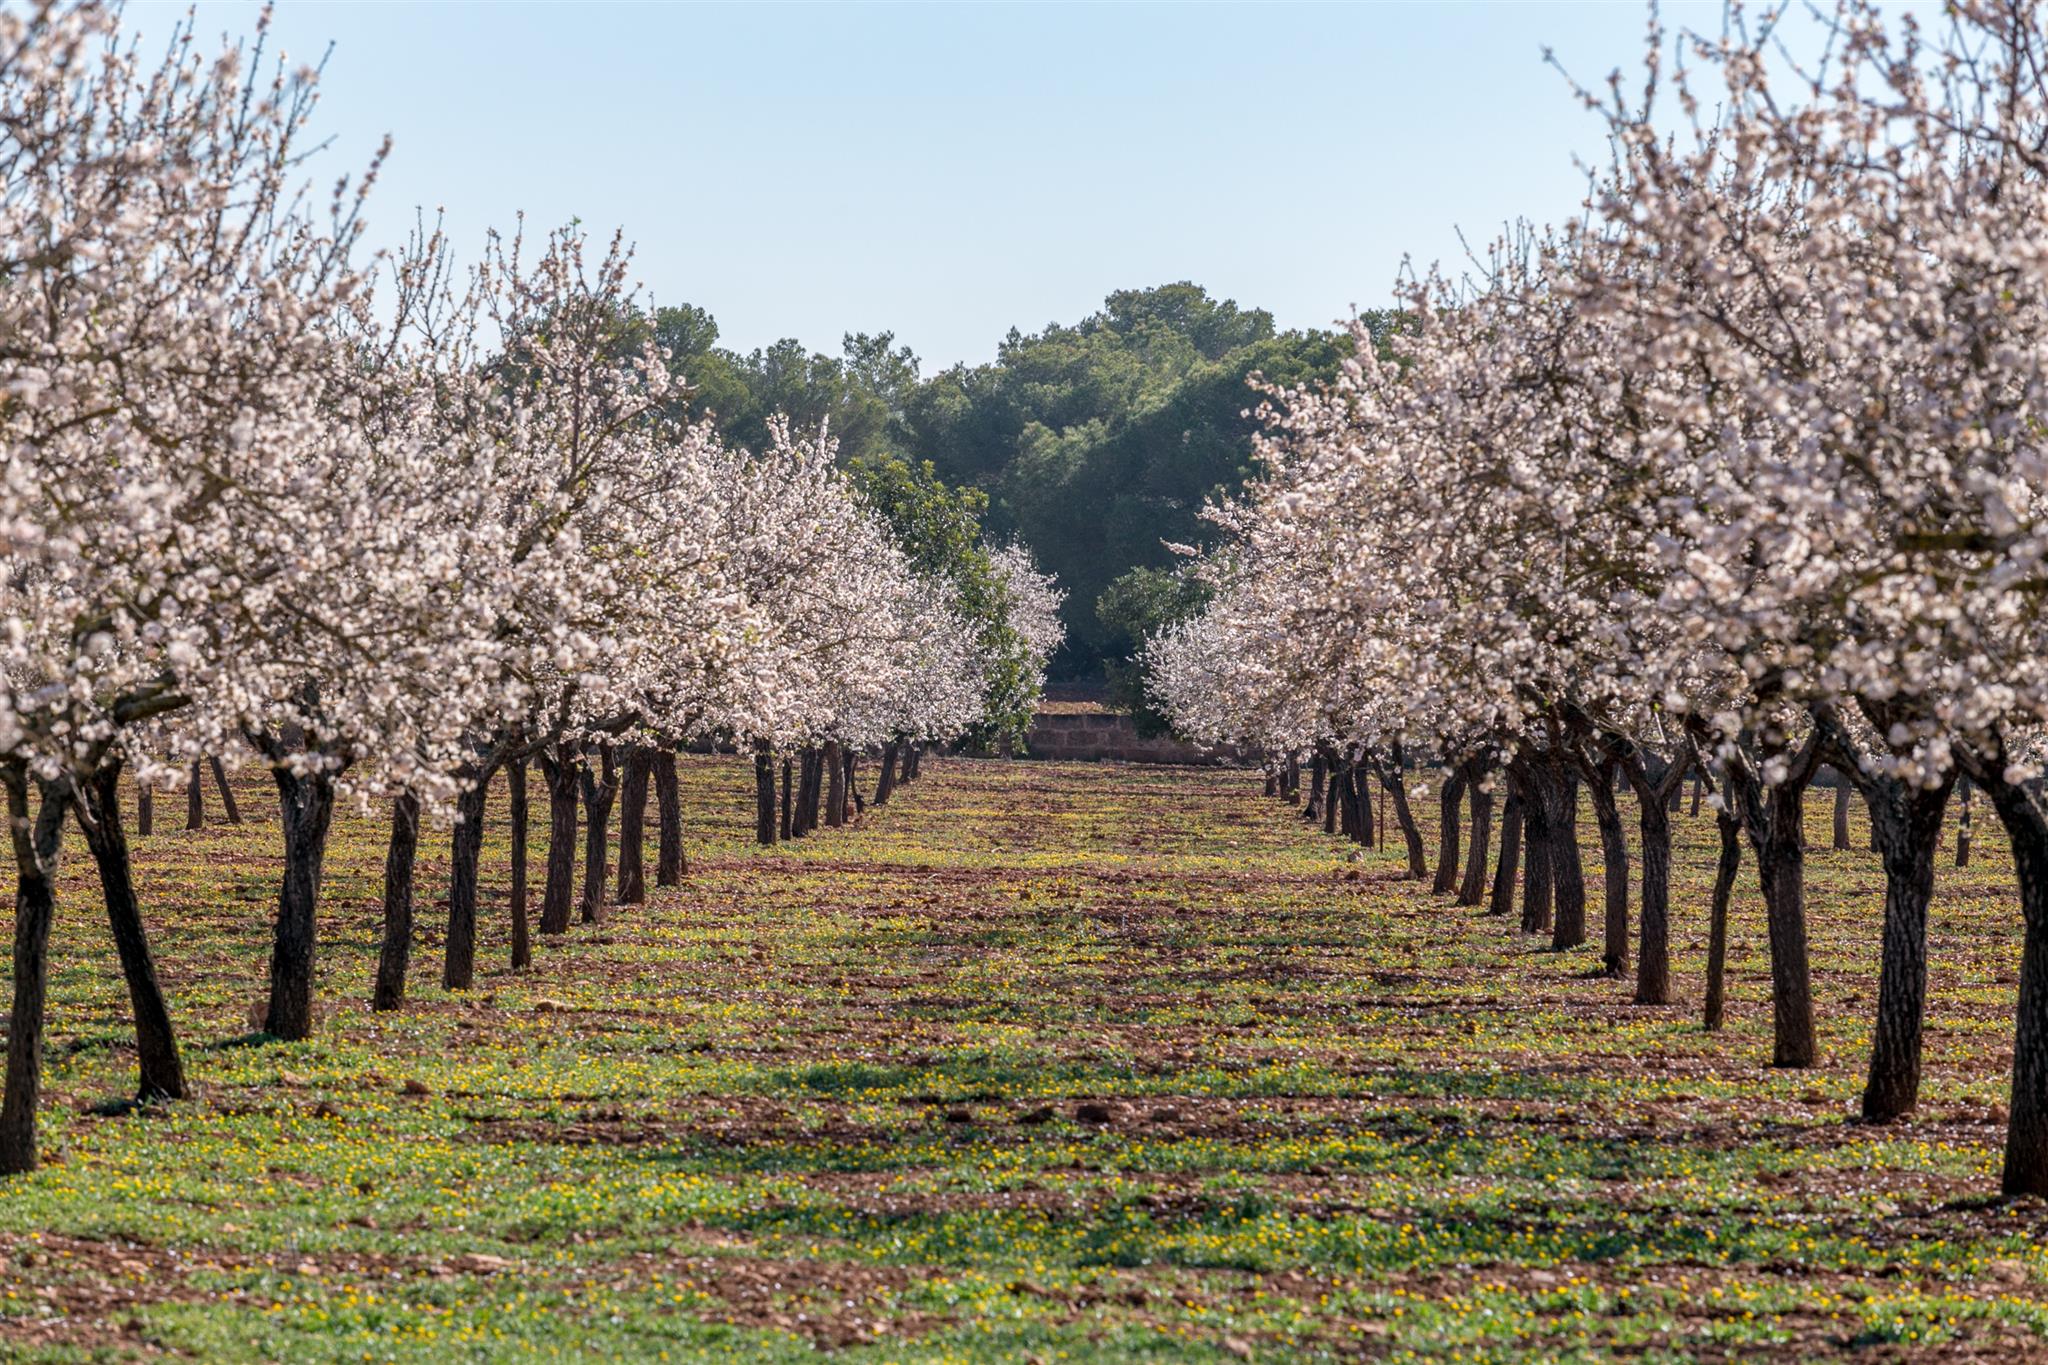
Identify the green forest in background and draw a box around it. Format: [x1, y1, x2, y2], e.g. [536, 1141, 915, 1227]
[645, 283, 1391, 688]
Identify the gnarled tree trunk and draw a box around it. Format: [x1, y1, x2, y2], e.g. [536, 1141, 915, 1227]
[1586, 759, 1629, 976]
[538, 745, 579, 936]
[753, 742, 778, 845]
[1489, 792, 1522, 917]
[1378, 751, 1428, 879]
[578, 744, 618, 922]
[76, 764, 184, 1101]
[265, 765, 337, 1040]
[0, 769, 70, 1175]
[1857, 774, 1953, 1122]
[874, 739, 901, 806]
[616, 746, 651, 905]
[824, 740, 846, 827]
[509, 759, 531, 969]
[655, 750, 684, 884]
[210, 755, 241, 824]
[441, 765, 494, 991]
[374, 793, 423, 1011]
[1432, 768, 1467, 894]
[1704, 806, 1741, 1031]
[1458, 779, 1494, 907]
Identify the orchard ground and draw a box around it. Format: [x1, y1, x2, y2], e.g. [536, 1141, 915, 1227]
[0, 757, 2043, 1362]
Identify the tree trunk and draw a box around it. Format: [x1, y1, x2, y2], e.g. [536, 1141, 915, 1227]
[654, 750, 684, 884]
[1587, 763, 1630, 977]
[509, 759, 531, 970]
[1432, 770, 1467, 894]
[265, 766, 337, 1041]
[210, 756, 241, 824]
[616, 746, 651, 905]
[1704, 807, 1741, 1031]
[1325, 759, 1346, 836]
[875, 739, 900, 806]
[186, 760, 205, 830]
[1285, 754, 1301, 805]
[538, 746, 579, 936]
[1264, 768, 1279, 798]
[1859, 776, 1952, 1122]
[1957, 779, 1974, 868]
[76, 765, 184, 1101]
[136, 783, 152, 837]
[754, 743, 778, 845]
[0, 770, 69, 1175]
[373, 793, 423, 1011]
[1740, 777, 1817, 1068]
[1832, 776, 1853, 851]
[1306, 752, 1327, 823]
[1521, 788, 1555, 935]
[1967, 768, 2048, 1195]
[847, 752, 864, 815]
[1690, 775, 1703, 818]
[1635, 789, 1672, 1005]
[780, 756, 794, 839]
[1489, 793, 1522, 917]
[440, 769, 492, 991]
[1524, 759, 1586, 951]
[1457, 781, 1494, 906]
[824, 741, 846, 827]
[578, 744, 618, 923]
[1379, 754, 1427, 878]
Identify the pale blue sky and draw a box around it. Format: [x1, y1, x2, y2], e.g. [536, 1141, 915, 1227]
[135, 2, 1712, 369]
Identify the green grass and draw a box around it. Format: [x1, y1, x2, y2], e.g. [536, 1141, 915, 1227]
[0, 757, 2042, 1360]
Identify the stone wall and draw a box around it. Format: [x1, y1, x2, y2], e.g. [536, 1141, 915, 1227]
[1024, 708, 1248, 766]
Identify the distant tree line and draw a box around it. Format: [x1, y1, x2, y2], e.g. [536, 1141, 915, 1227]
[639, 284, 1399, 687]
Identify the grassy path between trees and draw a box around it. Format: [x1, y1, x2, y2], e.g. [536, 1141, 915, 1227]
[1, 757, 2045, 1361]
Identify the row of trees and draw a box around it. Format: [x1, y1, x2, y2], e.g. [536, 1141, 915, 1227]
[1147, 0, 2048, 1197]
[0, 2, 1060, 1175]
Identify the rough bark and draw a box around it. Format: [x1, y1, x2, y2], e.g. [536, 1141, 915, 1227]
[76, 765, 184, 1101]
[1724, 754, 1819, 1068]
[1957, 779, 1974, 868]
[186, 760, 205, 830]
[654, 750, 684, 884]
[578, 744, 618, 923]
[538, 746, 579, 936]
[1703, 806, 1742, 1030]
[824, 740, 846, 828]
[1523, 759, 1586, 951]
[1489, 793, 1523, 918]
[1432, 770, 1467, 894]
[616, 746, 651, 905]
[136, 784, 152, 837]
[1306, 751, 1327, 823]
[509, 759, 531, 970]
[754, 743, 778, 845]
[1635, 788, 1673, 1005]
[1833, 776, 1853, 851]
[1457, 780, 1494, 907]
[1379, 751, 1428, 879]
[264, 766, 337, 1041]
[1326, 759, 1346, 837]
[1585, 760, 1630, 976]
[0, 770, 69, 1175]
[441, 771, 492, 991]
[1856, 773, 1953, 1122]
[1964, 762, 2048, 1195]
[1520, 787, 1555, 935]
[780, 756, 794, 840]
[874, 739, 900, 806]
[210, 755, 241, 824]
[373, 793, 422, 1011]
